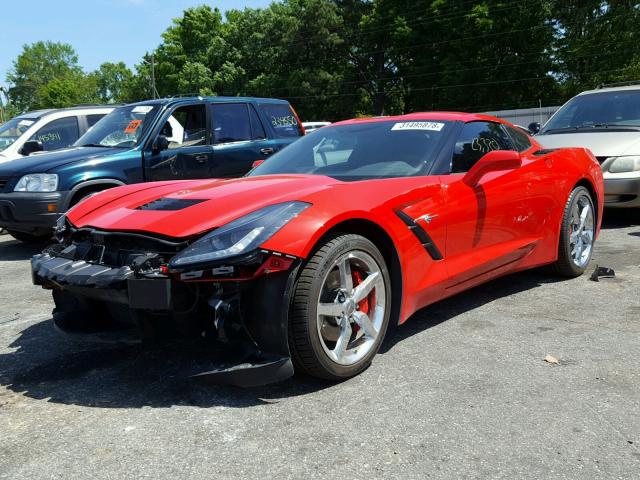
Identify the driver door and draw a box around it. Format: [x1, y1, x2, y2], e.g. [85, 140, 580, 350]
[442, 121, 537, 290]
[144, 103, 212, 181]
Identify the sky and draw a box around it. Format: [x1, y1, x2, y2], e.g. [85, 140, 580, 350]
[0, 0, 272, 91]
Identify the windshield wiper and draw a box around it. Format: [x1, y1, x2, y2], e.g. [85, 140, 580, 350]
[79, 143, 110, 148]
[601, 123, 640, 129]
[542, 124, 640, 134]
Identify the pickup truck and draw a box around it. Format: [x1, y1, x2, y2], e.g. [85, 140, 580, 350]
[0, 96, 304, 242]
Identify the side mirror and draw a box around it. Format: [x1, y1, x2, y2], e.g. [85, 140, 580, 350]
[20, 140, 44, 156]
[463, 150, 522, 186]
[528, 122, 541, 134]
[152, 134, 169, 153]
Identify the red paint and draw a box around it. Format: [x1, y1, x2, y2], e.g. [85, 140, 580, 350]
[66, 113, 604, 326]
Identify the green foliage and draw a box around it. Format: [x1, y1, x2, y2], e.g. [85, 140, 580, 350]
[5, 1, 640, 118]
[94, 62, 134, 103]
[7, 41, 83, 110]
[37, 71, 100, 108]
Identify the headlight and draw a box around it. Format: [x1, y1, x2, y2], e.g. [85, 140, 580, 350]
[169, 201, 311, 268]
[14, 173, 58, 192]
[608, 156, 640, 173]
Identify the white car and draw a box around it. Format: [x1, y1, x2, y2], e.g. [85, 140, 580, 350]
[534, 84, 640, 208]
[0, 106, 114, 163]
[302, 121, 331, 133]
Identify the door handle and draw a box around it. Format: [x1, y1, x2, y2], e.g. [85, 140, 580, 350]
[195, 155, 208, 163]
[260, 147, 274, 155]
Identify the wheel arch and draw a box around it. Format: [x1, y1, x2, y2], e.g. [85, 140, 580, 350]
[65, 179, 126, 209]
[311, 218, 404, 327]
[574, 177, 599, 226]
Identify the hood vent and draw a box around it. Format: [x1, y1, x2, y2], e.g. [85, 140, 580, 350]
[136, 198, 206, 211]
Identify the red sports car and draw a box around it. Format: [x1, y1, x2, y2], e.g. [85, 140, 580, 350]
[32, 113, 604, 386]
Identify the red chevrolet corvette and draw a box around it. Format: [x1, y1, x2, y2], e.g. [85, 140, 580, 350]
[32, 113, 603, 386]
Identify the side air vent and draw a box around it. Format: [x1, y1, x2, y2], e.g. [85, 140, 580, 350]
[532, 149, 557, 156]
[136, 198, 206, 211]
[395, 210, 443, 260]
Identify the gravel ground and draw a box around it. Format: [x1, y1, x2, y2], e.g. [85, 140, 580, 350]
[0, 211, 639, 480]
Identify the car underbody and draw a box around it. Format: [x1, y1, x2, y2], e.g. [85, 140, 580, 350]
[32, 226, 302, 386]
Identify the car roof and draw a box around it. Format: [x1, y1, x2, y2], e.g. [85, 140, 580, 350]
[578, 84, 640, 95]
[126, 96, 291, 108]
[333, 111, 509, 126]
[17, 105, 114, 121]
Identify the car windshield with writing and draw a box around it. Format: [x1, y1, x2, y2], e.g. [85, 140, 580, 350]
[0, 117, 35, 151]
[250, 120, 451, 181]
[75, 104, 160, 148]
[541, 90, 640, 134]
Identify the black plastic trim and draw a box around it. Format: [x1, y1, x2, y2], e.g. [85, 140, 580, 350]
[394, 210, 443, 260]
[533, 148, 557, 156]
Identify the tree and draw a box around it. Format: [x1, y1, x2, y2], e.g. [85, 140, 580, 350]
[37, 72, 100, 108]
[552, 0, 640, 96]
[94, 62, 133, 103]
[6, 41, 84, 111]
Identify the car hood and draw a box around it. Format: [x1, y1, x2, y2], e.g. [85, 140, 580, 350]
[67, 175, 340, 239]
[0, 146, 125, 176]
[536, 131, 640, 157]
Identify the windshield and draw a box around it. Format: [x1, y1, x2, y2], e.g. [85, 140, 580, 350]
[75, 104, 160, 148]
[0, 117, 36, 152]
[250, 120, 451, 181]
[542, 90, 640, 134]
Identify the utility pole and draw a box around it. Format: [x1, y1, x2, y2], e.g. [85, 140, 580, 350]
[0, 87, 6, 124]
[150, 54, 159, 99]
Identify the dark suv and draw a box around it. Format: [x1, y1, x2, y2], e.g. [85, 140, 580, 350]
[0, 96, 304, 242]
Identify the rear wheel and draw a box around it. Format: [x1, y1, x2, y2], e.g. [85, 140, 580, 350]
[551, 186, 595, 277]
[289, 234, 391, 380]
[7, 230, 51, 243]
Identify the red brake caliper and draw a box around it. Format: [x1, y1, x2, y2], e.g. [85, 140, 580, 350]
[351, 270, 375, 333]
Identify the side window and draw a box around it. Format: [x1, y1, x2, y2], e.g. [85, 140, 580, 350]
[451, 121, 513, 173]
[86, 114, 106, 129]
[164, 104, 207, 149]
[504, 124, 532, 152]
[259, 103, 302, 138]
[211, 103, 251, 144]
[30, 117, 79, 151]
[248, 104, 266, 140]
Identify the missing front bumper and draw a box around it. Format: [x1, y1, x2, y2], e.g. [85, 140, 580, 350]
[31, 251, 301, 387]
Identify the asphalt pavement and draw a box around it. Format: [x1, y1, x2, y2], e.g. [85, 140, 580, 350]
[0, 211, 639, 479]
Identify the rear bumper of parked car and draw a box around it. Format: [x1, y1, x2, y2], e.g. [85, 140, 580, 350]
[31, 245, 300, 387]
[603, 176, 640, 208]
[0, 191, 70, 235]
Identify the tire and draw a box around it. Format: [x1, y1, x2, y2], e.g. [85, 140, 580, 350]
[289, 233, 392, 380]
[7, 230, 51, 243]
[551, 186, 596, 277]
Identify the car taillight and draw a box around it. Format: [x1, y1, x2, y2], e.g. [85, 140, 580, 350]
[290, 106, 305, 135]
[252, 159, 265, 169]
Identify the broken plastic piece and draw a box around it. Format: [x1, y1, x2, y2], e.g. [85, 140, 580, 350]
[589, 265, 616, 282]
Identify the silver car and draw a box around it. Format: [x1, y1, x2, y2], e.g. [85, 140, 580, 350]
[534, 84, 640, 208]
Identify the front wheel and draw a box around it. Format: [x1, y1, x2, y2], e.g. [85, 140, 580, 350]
[289, 234, 392, 380]
[551, 186, 596, 277]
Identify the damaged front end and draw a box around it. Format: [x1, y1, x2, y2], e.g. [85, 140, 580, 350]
[32, 219, 303, 387]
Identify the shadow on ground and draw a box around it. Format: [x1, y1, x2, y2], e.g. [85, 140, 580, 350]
[0, 237, 47, 261]
[0, 269, 559, 409]
[601, 208, 640, 229]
